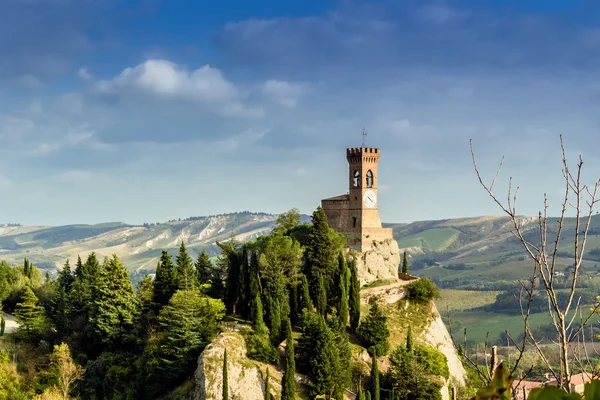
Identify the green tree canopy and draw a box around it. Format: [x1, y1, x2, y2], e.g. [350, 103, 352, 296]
[358, 301, 390, 356]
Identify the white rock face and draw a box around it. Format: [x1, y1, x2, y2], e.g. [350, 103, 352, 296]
[422, 304, 467, 400]
[352, 239, 401, 285]
[193, 331, 280, 400]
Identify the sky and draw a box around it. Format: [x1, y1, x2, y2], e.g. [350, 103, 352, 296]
[2, 0, 600, 226]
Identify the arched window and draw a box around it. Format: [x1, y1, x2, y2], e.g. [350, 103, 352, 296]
[366, 170, 373, 188]
[353, 170, 360, 187]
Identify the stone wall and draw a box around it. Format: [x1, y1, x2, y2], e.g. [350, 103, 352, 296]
[351, 238, 401, 285]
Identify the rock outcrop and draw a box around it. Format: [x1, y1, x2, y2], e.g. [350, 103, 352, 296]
[351, 238, 401, 285]
[422, 304, 467, 400]
[193, 331, 280, 400]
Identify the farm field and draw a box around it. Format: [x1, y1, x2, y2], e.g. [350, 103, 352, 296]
[437, 289, 500, 312]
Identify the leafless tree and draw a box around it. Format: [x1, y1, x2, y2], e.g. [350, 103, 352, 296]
[469, 135, 600, 392]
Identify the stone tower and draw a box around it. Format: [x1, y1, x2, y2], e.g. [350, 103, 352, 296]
[322, 147, 393, 251]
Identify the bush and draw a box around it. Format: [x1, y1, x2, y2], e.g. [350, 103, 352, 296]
[414, 345, 449, 380]
[245, 330, 279, 363]
[405, 278, 441, 303]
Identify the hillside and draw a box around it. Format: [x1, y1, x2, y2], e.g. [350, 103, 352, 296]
[3, 213, 600, 286]
[388, 214, 600, 288]
[0, 212, 290, 273]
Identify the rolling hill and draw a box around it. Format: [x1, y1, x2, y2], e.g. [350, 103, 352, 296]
[3, 212, 600, 287]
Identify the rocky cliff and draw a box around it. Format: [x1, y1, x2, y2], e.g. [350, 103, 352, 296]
[351, 238, 401, 285]
[193, 331, 281, 400]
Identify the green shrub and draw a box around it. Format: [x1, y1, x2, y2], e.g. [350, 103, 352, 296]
[245, 330, 279, 363]
[414, 345, 449, 380]
[405, 278, 441, 303]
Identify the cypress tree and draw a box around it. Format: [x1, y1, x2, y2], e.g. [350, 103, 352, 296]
[299, 273, 313, 313]
[252, 293, 267, 334]
[223, 349, 228, 400]
[371, 351, 380, 400]
[237, 248, 250, 319]
[337, 254, 349, 330]
[176, 241, 197, 291]
[0, 315, 4, 336]
[195, 249, 213, 285]
[357, 384, 365, 400]
[281, 320, 296, 400]
[366, 391, 371, 400]
[316, 274, 327, 316]
[305, 207, 335, 305]
[349, 258, 361, 332]
[152, 251, 177, 311]
[267, 298, 281, 345]
[402, 251, 409, 274]
[406, 326, 414, 353]
[264, 368, 270, 400]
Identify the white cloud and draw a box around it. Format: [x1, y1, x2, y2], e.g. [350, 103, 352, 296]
[96, 59, 238, 101]
[261, 80, 307, 108]
[94, 59, 263, 118]
[77, 67, 92, 80]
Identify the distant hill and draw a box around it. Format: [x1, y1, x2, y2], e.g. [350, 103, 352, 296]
[3, 213, 600, 287]
[388, 214, 600, 288]
[0, 212, 292, 273]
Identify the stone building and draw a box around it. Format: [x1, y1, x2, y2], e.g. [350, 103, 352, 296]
[321, 146, 393, 252]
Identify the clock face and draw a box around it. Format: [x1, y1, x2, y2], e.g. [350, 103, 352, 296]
[363, 190, 377, 209]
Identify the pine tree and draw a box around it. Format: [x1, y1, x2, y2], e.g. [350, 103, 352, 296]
[176, 241, 197, 291]
[358, 301, 390, 356]
[15, 286, 46, 336]
[152, 251, 177, 312]
[196, 249, 213, 285]
[264, 368, 270, 400]
[89, 254, 138, 345]
[371, 352, 380, 400]
[223, 348, 229, 400]
[337, 253, 349, 330]
[402, 251, 409, 274]
[281, 320, 296, 400]
[348, 258, 361, 332]
[406, 326, 414, 353]
[316, 274, 327, 316]
[157, 290, 225, 379]
[53, 259, 75, 335]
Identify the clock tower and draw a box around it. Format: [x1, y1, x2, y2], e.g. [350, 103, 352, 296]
[322, 146, 394, 251]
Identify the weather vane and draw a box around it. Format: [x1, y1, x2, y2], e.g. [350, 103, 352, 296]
[362, 127, 367, 147]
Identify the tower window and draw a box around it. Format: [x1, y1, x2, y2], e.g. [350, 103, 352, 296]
[353, 170, 360, 187]
[353, 217, 357, 228]
[366, 170, 373, 188]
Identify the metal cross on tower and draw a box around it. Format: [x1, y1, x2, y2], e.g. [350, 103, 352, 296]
[362, 128, 367, 147]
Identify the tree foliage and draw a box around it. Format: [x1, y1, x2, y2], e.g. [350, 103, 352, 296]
[358, 301, 390, 356]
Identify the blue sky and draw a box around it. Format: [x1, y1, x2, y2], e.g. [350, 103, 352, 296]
[2, 0, 600, 226]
